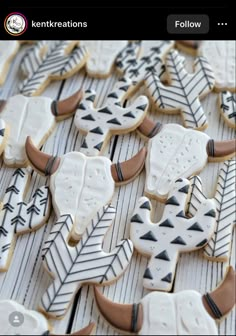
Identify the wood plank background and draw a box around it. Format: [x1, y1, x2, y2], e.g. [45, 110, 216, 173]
[0, 41, 235, 335]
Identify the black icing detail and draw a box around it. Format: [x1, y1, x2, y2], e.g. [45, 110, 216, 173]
[136, 104, 147, 111]
[86, 94, 96, 102]
[171, 236, 187, 245]
[176, 210, 188, 219]
[143, 267, 153, 280]
[161, 272, 172, 283]
[130, 214, 143, 223]
[0, 227, 8, 237]
[6, 186, 20, 194]
[107, 92, 119, 99]
[140, 201, 151, 210]
[140, 231, 157, 242]
[176, 178, 183, 182]
[159, 219, 174, 228]
[119, 85, 129, 91]
[204, 209, 216, 218]
[120, 77, 127, 82]
[166, 196, 180, 206]
[131, 304, 139, 333]
[90, 127, 104, 135]
[187, 222, 204, 232]
[107, 118, 122, 125]
[81, 139, 88, 149]
[123, 112, 135, 118]
[115, 101, 122, 107]
[13, 168, 25, 177]
[98, 107, 112, 114]
[85, 89, 93, 94]
[77, 103, 86, 110]
[196, 239, 208, 247]
[94, 142, 103, 151]
[81, 114, 95, 121]
[204, 293, 223, 319]
[0, 128, 5, 137]
[178, 185, 190, 194]
[155, 250, 170, 261]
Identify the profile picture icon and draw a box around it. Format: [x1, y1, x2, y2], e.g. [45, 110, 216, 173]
[4, 12, 28, 36]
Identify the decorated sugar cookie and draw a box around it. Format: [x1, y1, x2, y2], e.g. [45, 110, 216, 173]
[0, 90, 82, 167]
[19, 41, 88, 96]
[80, 41, 128, 78]
[116, 40, 174, 94]
[0, 41, 20, 85]
[145, 49, 215, 130]
[94, 266, 236, 335]
[0, 118, 8, 157]
[0, 168, 50, 272]
[40, 205, 133, 319]
[188, 160, 236, 262]
[200, 41, 236, 92]
[130, 178, 216, 291]
[219, 91, 236, 129]
[138, 117, 235, 202]
[25, 137, 146, 240]
[0, 300, 95, 335]
[175, 40, 202, 55]
[74, 77, 148, 156]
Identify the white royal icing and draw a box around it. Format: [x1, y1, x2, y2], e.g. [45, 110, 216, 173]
[220, 91, 236, 129]
[75, 77, 148, 156]
[50, 152, 115, 239]
[139, 291, 218, 335]
[145, 49, 215, 129]
[145, 123, 210, 201]
[41, 206, 133, 318]
[0, 41, 19, 83]
[80, 41, 127, 77]
[0, 300, 49, 335]
[130, 179, 216, 291]
[188, 160, 236, 262]
[0, 168, 50, 271]
[1, 94, 55, 166]
[201, 41, 236, 91]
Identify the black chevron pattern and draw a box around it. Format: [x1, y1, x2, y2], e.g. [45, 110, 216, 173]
[130, 178, 216, 291]
[0, 168, 50, 271]
[187, 160, 236, 262]
[41, 205, 133, 318]
[145, 50, 215, 129]
[220, 91, 236, 128]
[19, 41, 88, 96]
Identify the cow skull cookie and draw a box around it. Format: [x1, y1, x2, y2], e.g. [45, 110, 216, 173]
[40, 204, 133, 319]
[94, 266, 236, 335]
[138, 117, 236, 202]
[25, 137, 146, 240]
[19, 40, 88, 96]
[187, 160, 236, 262]
[0, 90, 82, 167]
[0, 300, 95, 335]
[79, 41, 128, 78]
[145, 49, 215, 130]
[74, 77, 148, 156]
[130, 178, 216, 291]
[0, 168, 51, 272]
[219, 91, 236, 129]
[116, 40, 174, 95]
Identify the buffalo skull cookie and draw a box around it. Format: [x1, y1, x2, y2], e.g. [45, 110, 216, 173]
[0, 300, 95, 335]
[79, 41, 128, 78]
[130, 178, 216, 291]
[138, 117, 236, 202]
[74, 77, 148, 156]
[0, 90, 82, 167]
[25, 137, 146, 240]
[0, 168, 50, 272]
[145, 49, 215, 130]
[94, 266, 236, 335]
[0, 41, 20, 85]
[116, 40, 174, 94]
[40, 204, 133, 319]
[200, 41, 236, 92]
[219, 91, 236, 129]
[188, 160, 236, 262]
[19, 41, 88, 96]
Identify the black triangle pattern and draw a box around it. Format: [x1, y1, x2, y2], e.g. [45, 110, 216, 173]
[81, 139, 88, 148]
[77, 103, 86, 110]
[143, 268, 153, 280]
[176, 210, 187, 219]
[86, 94, 96, 102]
[107, 92, 118, 99]
[140, 201, 151, 210]
[90, 127, 104, 135]
[130, 214, 143, 223]
[178, 185, 189, 194]
[204, 209, 216, 218]
[94, 142, 103, 151]
[140, 231, 157, 242]
[155, 250, 170, 261]
[165, 196, 180, 206]
[196, 239, 208, 247]
[137, 104, 147, 111]
[161, 272, 172, 283]
[187, 222, 204, 232]
[171, 236, 187, 245]
[98, 107, 112, 114]
[123, 112, 135, 118]
[107, 118, 122, 125]
[81, 114, 95, 121]
[159, 219, 174, 228]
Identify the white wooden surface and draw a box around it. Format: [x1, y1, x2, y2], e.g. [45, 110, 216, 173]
[0, 41, 235, 335]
